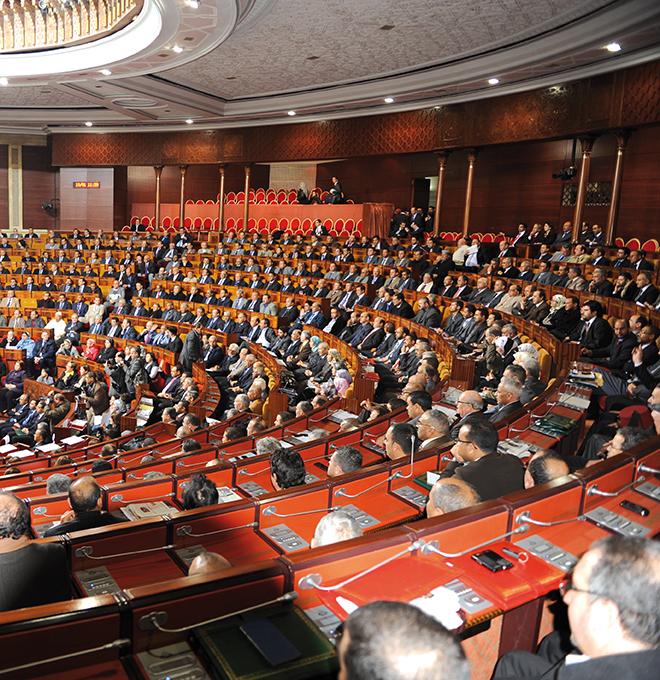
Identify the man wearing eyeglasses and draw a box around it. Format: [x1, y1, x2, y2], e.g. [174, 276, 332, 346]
[441, 418, 524, 501]
[492, 535, 660, 680]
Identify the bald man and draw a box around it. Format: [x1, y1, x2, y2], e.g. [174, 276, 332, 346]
[188, 551, 232, 577]
[426, 478, 480, 518]
[524, 450, 570, 489]
[44, 476, 128, 536]
[449, 389, 484, 440]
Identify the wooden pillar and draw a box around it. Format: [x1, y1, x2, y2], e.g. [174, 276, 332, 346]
[243, 163, 252, 231]
[217, 163, 227, 231]
[605, 130, 633, 246]
[178, 165, 188, 229]
[462, 148, 478, 238]
[433, 151, 450, 237]
[154, 165, 163, 229]
[571, 137, 597, 244]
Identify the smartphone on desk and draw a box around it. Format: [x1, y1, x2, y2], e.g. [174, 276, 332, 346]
[471, 549, 514, 573]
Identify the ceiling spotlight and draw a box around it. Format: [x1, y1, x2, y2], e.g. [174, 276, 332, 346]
[0, 78, 8, 86]
[606, 42, 621, 52]
[186, 0, 200, 7]
[488, 77, 500, 85]
[172, 45, 184, 53]
[100, 69, 112, 76]
[185, 119, 194, 124]
[287, 110, 296, 116]
[85, 121, 93, 127]
[384, 97, 394, 104]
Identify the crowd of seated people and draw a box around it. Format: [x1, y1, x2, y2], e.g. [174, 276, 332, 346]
[0, 218, 658, 677]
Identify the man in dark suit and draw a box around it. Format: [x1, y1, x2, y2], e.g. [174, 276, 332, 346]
[367, 322, 396, 358]
[629, 249, 654, 272]
[44, 477, 127, 539]
[412, 297, 442, 328]
[322, 306, 346, 337]
[523, 290, 551, 324]
[570, 301, 614, 353]
[590, 246, 611, 267]
[441, 418, 524, 501]
[485, 377, 524, 423]
[633, 272, 659, 306]
[586, 317, 638, 372]
[467, 278, 495, 306]
[390, 292, 415, 319]
[613, 247, 632, 269]
[356, 316, 386, 354]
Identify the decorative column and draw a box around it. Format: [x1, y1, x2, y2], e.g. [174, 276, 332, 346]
[433, 151, 450, 237]
[8, 145, 23, 230]
[605, 130, 633, 246]
[462, 148, 478, 237]
[154, 165, 163, 229]
[243, 163, 252, 231]
[217, 163, 227, 231]
[178, 165, 188, 229]
[571, 137, 597, 244]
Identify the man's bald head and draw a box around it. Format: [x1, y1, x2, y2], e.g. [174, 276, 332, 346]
[456, 390, 482, 417]
[426, 479, 480, 518]
[188, 551, 232, 577]
[68, 476, 102, 514]
[524, 450, 570, 489]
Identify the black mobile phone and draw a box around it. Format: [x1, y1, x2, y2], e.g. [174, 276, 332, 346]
[620, 500, 650, 517]
[471, 549, 514, 572]
[239, 618, 301, 667]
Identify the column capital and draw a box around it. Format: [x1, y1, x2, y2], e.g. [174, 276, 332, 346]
[154, 165, 163, 172]
[466, 147, 480, 164]
[218, 162, 228, 172]
[614, 129, 634, 150]
[435, 150, 451, 166]
[179, 164, 188, 174]
[578, 136, 598, 155]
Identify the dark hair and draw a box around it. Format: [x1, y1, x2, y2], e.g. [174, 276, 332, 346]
[462, 419, 499, 455]
[270, 449, 306, 489]
[224, 426, 243, 441]
[343, 601, 470, 680]
[297, 401, 313, 414]
[504, 364, 527, 385]
[182, 474, 219, 510]
[390, 423, 418, 456]
[587, 535, 660, 647]
[408, 390, 433, 412]
[277, 411, 295, 424]
[388, 397, 406, 411]
[0, 492, 30, 539]
[332, 446, 363, 474]
[101, 444, 117, 459]
[183, 413, 201, 429]
[616, 426, 653, 451]
[182, 439, 203, 453]
[91, 459, 113, 473]
[583, 300, 604, 316]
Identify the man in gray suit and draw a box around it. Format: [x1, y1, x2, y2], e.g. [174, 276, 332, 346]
[232, 289, 249, 310]
[180, 323, 203, 372]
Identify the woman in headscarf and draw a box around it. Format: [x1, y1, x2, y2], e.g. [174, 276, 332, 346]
[297, 182, 310, 205]
[16, 331, 36, 360]
[97, 337, 117, 364]
[57, 338, 80, 358]
[333, 365, 353, 398]
[83, 338, 99, 362]
[0, 360, 28, 412]
[541, 294, 566, 328]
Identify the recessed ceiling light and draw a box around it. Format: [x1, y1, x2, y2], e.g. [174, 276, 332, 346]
[85, 121, 93, 127]
[172, 45, 184, 53]
[186, 0, 200, 7]
[488, 77, 500, 85]
[287, 110, 296, 116]
[100, 69, 112, 76]
[384, 97, 394, 103]
[185, 119, 194, 124]
[0, 78, 8, 86]
[606, 42, 621, 52]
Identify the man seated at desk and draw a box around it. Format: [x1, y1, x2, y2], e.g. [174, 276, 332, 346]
[44, 476, 128, 537]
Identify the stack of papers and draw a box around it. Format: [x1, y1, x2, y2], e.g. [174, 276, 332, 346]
[121, 501, 173, 521]
[217, 487, 242, 504]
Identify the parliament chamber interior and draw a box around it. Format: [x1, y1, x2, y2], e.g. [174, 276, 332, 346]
[0, 1, 660, 679]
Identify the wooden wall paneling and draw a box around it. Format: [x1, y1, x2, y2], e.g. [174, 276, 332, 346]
[21, 144, 57, 231]
[0, 146, 7, 232]
[113, 166, 128, 228]
[59, 167, 114, 232]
